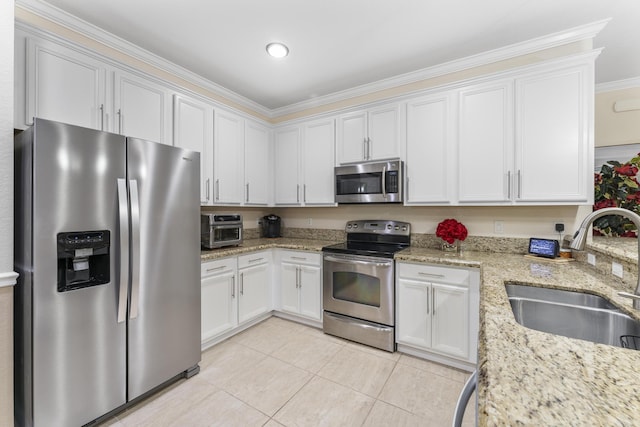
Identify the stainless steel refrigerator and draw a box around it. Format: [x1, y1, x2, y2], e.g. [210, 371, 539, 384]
[14, 118, 201, 426]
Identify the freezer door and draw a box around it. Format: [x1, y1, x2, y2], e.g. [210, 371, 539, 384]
[126, 137, 201, 400]
[21, 119, 127, 426]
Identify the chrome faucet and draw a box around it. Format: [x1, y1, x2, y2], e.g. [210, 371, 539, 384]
[570, 207, 640, 309]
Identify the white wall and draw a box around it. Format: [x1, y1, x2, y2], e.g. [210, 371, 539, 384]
[0, 0, 14, 424]
[595, 84, 640, 147]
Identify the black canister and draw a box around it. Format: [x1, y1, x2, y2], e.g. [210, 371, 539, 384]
[261, 214, 281, 238]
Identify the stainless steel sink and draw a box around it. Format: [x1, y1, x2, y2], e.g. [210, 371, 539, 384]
[505, 283, 640, 348]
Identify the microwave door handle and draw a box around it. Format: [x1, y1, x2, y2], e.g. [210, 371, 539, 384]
[382, 165, 387, 199]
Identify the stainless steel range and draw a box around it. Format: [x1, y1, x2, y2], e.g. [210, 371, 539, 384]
[322, 220, 410, 352]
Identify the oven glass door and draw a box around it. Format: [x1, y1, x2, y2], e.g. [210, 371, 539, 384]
[323, 253, 394, 325]
[213, 225, 241, 243]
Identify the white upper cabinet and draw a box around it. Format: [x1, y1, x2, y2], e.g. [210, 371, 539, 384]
[457, 80, 514, 204]
[301, 118, 336, 205]
[274, 126, 302, 205]
[25, 37, 108, 130]
[336, 102, 401, 164]
[113, 70, 172, 145]
[173, 94, 214, 205]
[514, 64, 592, 203]
[405, 93, 454, 204]
[244, 120, 271, 205]
[213, 109, 245, 204]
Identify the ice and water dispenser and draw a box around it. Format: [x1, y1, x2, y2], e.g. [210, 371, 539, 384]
[57, 230, 110, 292]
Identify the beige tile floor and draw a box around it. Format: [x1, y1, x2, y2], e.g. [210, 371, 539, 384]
[102, 317, 476, 426]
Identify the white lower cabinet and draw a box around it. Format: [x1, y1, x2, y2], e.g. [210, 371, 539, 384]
[278, 250, 322, 321]
[201, 257, 238, 343]
[201, 252, 272, 348]
[396, 262, 479, 368]
[238, 251, 272, 324]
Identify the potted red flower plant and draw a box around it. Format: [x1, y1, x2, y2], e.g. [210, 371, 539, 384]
[436, 218, 468, 252]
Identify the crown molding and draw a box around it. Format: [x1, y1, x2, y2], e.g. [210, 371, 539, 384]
[0, 272, 18, 288]
[15, 0, 609, 120]
[15, 0, 273, 118]
[596, 77, 640, 93]
[271, 19, 610, 117]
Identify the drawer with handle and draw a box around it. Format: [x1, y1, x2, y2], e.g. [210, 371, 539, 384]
[238, 250, 271, 269]
[398, 262, 471, 285]
[279, 250, 322, 266]
[201, 257, 236, 277]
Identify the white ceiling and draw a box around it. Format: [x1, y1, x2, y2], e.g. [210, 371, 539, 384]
[29, 0, 640, 110]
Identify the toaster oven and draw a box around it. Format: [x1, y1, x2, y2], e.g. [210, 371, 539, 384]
[201, 214, 243, 249]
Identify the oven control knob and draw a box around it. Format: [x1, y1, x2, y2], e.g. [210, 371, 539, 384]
[347, 224, 352, 229]
[387, 224, 392, 229]
[353, 224, 358, 228]
[394, 226, 399, 230]
[402, 226, 407, 231]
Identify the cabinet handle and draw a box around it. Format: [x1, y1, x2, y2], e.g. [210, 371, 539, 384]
[517, 170, 522, 199]
[366, 137, 371, 160]
[432, 287, 436, 315]
[116, 108, 122, 134]
[426, 286, 430, 315]
[206, 178, 210, 201]
[297, 267, 301, 288]
[240, 272, 244, 295]
[303, 184, 306, 203]
[231, 275, 235, 298]
[248, 257, 263, 264]
[291, 256, 307, 261]
[246, 183, 250, 203]
[206, 265, 226, 272]
[297, 184, 300, 203]
[100, 104, 105, 131]
[215, 179, 220, 201]
[507, 170, 512, 199]
[363, 138, 367, 160]
[418, 272, 445, 278]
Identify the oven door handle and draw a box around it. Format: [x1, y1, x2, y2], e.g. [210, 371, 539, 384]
[324, 255, 392, 267]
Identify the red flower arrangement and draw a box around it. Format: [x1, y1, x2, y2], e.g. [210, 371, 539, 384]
[436, 218, 468, 244]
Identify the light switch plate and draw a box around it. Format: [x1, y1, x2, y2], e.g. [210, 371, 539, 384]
[588, 253, 596, 266]
[612, 262, 623, 278]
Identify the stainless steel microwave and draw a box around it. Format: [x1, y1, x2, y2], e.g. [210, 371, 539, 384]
[335, 160, 403, 204]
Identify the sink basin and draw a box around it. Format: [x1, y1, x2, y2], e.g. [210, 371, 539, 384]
[505, 283, 619, 310]
[505, 283, 640, 348]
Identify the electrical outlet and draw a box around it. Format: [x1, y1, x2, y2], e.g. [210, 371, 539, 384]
[307, 217, 313, 226]
[588, 253, 596, 266]
[494, 220, 504, 234]
[555, 223, 564, 233]
[612, 262, 623, 278]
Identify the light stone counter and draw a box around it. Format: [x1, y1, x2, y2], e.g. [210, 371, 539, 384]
[397, 247, 640, 426]
[200, 237, 336, 261]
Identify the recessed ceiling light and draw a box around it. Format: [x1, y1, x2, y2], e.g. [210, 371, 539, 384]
[266, 42, 289, 58]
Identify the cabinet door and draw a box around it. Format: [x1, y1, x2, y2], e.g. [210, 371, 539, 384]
[302, 118, 335, 205]
[244, 120, 270, 205]
[238, 263, 270, 324]
[274, 127, 301, 205]
[213, 109, 244, 204]
[201, 270, 237, 341]
[431, 282, 469, 359]
[114, 70, 171, 144]
[298, 264, 322, 320]
[173, 94, 213, 204]
[26, 38, 107, 130]
[458, 81, 513, 203]
[396, 278, 431, 348]
[515, 66, 590, 203]
[367, 103, 400, 161]
[406, 94, 452, 204]
[280, 262, 300, 314]
[336, 111, 367, 164]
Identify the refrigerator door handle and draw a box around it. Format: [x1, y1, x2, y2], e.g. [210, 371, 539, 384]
[129, 179, 141, 319]
[117, 178, 130, 323]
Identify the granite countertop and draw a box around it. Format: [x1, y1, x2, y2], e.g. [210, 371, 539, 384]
[200, 237, 335, 261]
[398, 247, 640, 426]
[203, 240, 640, 425]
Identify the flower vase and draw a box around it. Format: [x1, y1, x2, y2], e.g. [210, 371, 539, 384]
[441, 240, 460, 253]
